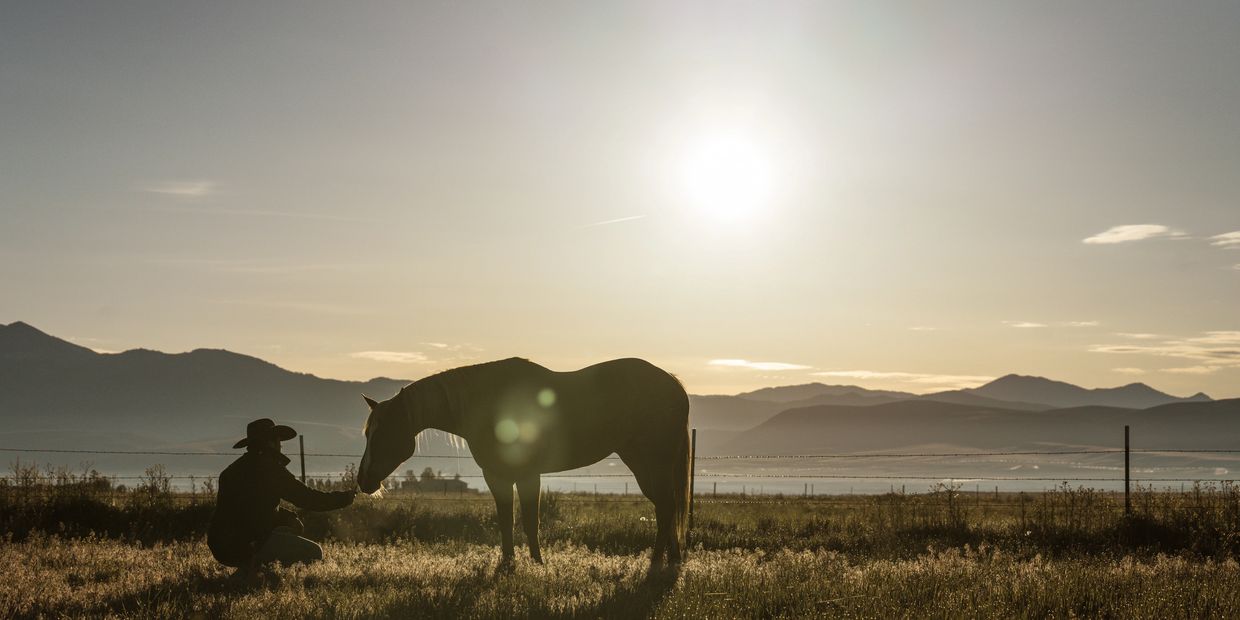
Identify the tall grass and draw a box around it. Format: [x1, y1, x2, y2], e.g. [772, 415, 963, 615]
[7, 537, 1240, 619]
[7, 465, 1240, 559]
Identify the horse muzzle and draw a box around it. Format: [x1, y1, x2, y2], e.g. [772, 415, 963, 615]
[356, 474, 381, 494]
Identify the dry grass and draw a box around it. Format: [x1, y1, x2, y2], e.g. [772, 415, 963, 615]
[8, 474, 1240, 618]
[6, 536, 1240, 619]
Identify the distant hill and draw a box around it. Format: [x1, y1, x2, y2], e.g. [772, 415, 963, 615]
[722, 398, 1240, 456]
[736, 382, 913, 403]
[0, 321, 408, 458]
[0, 321, 1224, 472]
[966, 374, 1210, 409]
[689, 382, 1049, 433]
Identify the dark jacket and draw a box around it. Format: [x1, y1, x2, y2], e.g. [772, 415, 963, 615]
[208, 449, 353, 567]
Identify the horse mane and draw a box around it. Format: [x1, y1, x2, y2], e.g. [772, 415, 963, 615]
[419, 357, 539, 410]
[365, 358, 538, 445]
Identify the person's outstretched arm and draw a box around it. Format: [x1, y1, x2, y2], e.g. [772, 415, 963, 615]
[266, 465, 355, 511]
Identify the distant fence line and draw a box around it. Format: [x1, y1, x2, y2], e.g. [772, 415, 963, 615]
[4, 446, 1240, 458]
[5, 438, 1240, 490]
[3, 473, 1239, 483]
[10, 420, 1240, 525]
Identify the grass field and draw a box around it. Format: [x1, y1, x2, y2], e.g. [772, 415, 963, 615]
[9, 536, 1240, 618]
[7, 476, 1240, 618]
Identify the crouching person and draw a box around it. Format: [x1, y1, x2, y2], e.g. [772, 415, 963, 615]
[208, 418, 355, 574]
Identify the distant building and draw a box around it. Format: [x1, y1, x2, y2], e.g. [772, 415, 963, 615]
[388, 467, 474, 494]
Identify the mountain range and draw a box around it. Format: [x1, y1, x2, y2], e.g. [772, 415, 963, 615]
[0, 321, 404, 454]
[0, 321, 1228, 469]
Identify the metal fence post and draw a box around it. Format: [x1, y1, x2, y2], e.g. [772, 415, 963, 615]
[299, 435, 306, 484]
[1124, 425, 1131, 517]
[688, 428, 698, 535]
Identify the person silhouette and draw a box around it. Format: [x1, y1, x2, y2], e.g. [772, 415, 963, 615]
[208, 418, 355, 575]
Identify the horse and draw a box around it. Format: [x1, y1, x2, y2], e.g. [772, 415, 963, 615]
[356, 357, 691, 567]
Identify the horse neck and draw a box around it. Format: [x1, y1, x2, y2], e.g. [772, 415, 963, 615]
[401, 376, 460, 435]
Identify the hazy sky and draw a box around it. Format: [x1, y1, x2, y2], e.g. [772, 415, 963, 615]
[2, 1, 1238, 397]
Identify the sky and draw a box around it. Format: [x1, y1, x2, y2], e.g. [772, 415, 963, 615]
[2, 1, 1238, 397]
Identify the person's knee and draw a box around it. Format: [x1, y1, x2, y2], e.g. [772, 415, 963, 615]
[286, 535, 323, 565]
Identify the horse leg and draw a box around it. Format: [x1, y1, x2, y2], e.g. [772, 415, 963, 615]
[483, 471, 515, 565]
[516, 474, 543, 564]
[619, 452, 668, 567]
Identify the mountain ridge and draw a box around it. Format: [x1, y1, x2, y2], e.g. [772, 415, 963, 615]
[967, 373, 1210, 409]
[0, 321, 1223, 464]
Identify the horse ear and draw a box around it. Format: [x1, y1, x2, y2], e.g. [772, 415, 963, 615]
[362, 394, 379, 410]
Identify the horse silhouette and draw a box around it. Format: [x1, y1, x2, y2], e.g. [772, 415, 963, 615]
[356, 357, 690, 567]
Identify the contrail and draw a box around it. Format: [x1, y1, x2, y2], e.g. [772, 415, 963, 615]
[580, 214, 646, 228]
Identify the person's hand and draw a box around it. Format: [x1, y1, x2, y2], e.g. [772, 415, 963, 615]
[336, 489, 355, 507]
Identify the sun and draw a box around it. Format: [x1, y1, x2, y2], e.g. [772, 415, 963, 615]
[679, 131, 776, 222]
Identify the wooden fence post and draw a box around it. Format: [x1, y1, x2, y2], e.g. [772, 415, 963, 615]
[299, 435, 306, 484]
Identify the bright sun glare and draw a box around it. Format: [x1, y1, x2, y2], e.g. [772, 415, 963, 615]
[680, 132, 776, 222]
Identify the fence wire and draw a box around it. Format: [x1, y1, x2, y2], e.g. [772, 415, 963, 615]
[4, 445, 1240, 486]
[5, 446, 1240, 458]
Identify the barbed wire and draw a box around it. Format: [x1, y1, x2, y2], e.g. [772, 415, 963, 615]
[5, 446, 1240, 458]
[5, 443, 1240, 486]
[3, 472, 1238, 483]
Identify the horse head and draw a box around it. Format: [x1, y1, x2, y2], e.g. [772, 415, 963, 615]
[357, 393, 416, 494]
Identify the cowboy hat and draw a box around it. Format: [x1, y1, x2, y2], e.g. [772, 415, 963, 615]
[232, 418, 298, 449]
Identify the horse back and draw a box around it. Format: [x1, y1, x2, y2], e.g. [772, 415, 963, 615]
[460, 358, 687, 474]
[557, 358, 688, 420]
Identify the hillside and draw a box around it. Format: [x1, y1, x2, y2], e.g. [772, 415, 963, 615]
[2, 321, 1228, 475]
[722, 398, 1240, 456]
[0, 322, 407, 456]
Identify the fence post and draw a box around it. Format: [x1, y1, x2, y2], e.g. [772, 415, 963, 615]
[688, 428, 698, 537]
[1124, 425, 1131, 517]
[299, 435, 306, 484]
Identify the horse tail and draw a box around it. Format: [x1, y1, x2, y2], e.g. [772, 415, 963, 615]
[674, 421, 694, 558]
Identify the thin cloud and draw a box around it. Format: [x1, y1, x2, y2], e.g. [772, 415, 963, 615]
[908, 326, 938, 332]
[709, 359, 811, 371]
[208, 299, 372, 316]
[1063, 321, 1100, 327]
[1082, 224, 1185, 245]
[1210, 231, 1240, 248]
[151, 206, 374, 223]
[351, 342, 483, 366]
[1116, 332, 1160, 339]
[1003, 321, 1047, 328]
[143, 180, 216, 198]
[1089, 331, 1240, 369]
[350, 351, 433, 364]
[1112, 367, 1147, 375]
[580, 214, 646, 228]
[150, 258, 361, 275]
[812, 370, 994, 390]
[420, 342, 483, 354]
[1161, 366, 1221, 375]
